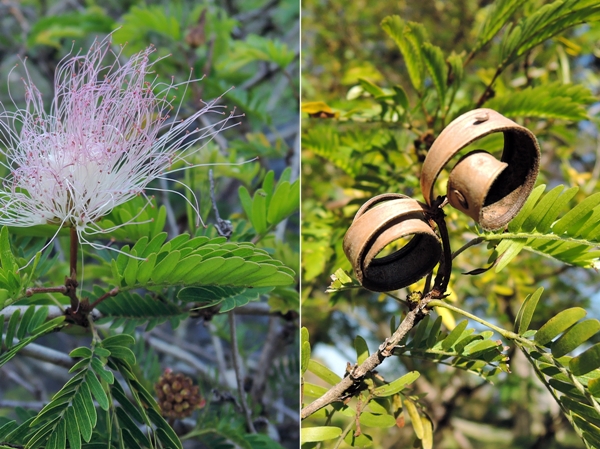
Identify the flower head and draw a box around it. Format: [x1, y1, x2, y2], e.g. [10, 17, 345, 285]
[155, 368, 205, 419]
[0, 36, 234, 247]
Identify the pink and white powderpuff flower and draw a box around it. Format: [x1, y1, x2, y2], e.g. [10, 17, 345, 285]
[0, 36, 236, 252]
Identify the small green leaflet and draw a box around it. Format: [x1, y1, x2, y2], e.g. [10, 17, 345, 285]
[179, 286, 273, 313]
[301, 426, 343, 443]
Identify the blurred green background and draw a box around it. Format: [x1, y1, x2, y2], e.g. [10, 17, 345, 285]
[302, 0, 600, 448]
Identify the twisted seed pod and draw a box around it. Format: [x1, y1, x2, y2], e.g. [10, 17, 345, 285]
[343, 193, 441, 292]
[421, 108, 540, 230]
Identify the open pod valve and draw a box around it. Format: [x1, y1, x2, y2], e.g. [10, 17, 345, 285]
[420, 108, 540, 230]
[343, 193, 441, 292]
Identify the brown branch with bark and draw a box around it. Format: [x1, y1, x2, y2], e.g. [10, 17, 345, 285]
[301, 295, 433, 419]
[301, 197, 452, 420]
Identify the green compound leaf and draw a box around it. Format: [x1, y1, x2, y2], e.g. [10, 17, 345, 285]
[25, 345, 116, 448]
[112, 236, 294, 290]
[485, 82, 594, 121]
[359, 78, 385, 97]
[69, 347, 93, 359]
[85, 371, 109, 411]
[239, 168, 299, 236]
[381, 16, 427, 93]
[499, 1, 600, 68]
[472, 0, 523, 54]
[112, 5, 181, 51]
[64, 407, 81, 449]
[223, 34, 295, 71]
[123, 250, 139, 287]
[115, 407, 152, 448]
[99, 197, 166, 242]
[441, 320, 469, 351]
[27, 9, 115, 49]
[345, 431, 374, 448]
[400, 317, 508, 380]
[179, 285, 273, 313]
[0, 227, 21, 297]
[480, 185, 600, 271]
[404, 398, 423, 439]
[94, 289, 187, 331]
[0, 309, 65, 369]
[147, 408, 183, 449]
[303, 382, 329, 398]
[151, 250, 181, 283]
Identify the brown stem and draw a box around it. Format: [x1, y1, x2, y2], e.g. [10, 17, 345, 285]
[433, 213, 452, 295]
[210, 169, 233, 238]
[228, 311, 256, 433]
[26, 286, 67, 297]
[88, 287, 120, 310]
[475, 68, 501, 108]
[250, 317, 291, 404]
[301, 297, 432, 419]
[69, 227, 78, 280]
[452, 236, 484, 260]
[427, 196, 452, 297]
[64, 277, 80, 312]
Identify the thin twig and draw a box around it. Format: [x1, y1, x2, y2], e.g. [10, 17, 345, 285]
[4, 368, 41, 397]
[210, 169, 233, 238]
[0, 399, 46, 410]
[385, 292, 409, 307]
[475, 68, 501, 108]
[228, 311, 256, 433]
[333, 419, 355, 449]
[428, 197, 452, 295]
[1, 0, 29, 36]
[89, 287, 119, 310]
[150, 328, 216, 362]
[250, 316, 280, 402]
[70, 227, 78, 280]
[452, 236, 484, 259]
[26, 286, 67, 297]
[16, 341, 73, 369]
[301, 298, 432, 419]
[147, 336, 213, 377]
[207, 322, 230, 385]
[159, 178, 179, 238]
[235, 302, 278, 316]
[0, 305, 100, 323]
[428, 299, 531, 346]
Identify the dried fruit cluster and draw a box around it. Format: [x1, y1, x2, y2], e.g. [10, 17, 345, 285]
[155, 369, 204, 419]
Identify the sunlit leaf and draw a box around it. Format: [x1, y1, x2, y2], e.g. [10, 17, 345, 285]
[301, 426, 343, 443]
[535, 307, 587, 346]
